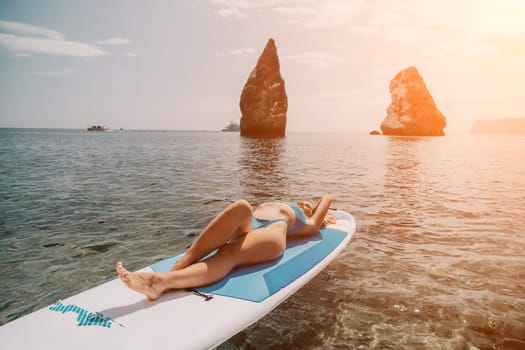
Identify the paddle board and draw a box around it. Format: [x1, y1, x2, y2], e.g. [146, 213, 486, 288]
[0, 210, 356, 350]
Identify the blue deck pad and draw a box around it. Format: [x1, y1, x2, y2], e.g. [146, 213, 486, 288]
[151, 228, 347, 302]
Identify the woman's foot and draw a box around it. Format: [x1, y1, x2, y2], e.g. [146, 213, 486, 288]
[116, 262, 163, 301]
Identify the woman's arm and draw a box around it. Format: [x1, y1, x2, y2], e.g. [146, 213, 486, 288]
[295, 194, 332, 237]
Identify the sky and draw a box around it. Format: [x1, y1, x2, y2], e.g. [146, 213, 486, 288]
[1, 0, 524, 133]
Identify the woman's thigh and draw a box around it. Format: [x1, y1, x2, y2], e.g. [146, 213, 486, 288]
[221, 222, 287, 268]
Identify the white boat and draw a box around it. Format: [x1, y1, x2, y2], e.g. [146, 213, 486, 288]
[87, 125, 107, 132]
[222, 121, 240, 132]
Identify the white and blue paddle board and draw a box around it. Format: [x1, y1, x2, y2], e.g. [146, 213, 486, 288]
[0, 210, 356, 350]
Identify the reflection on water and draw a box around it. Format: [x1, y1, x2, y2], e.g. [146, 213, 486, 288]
[383, 137, 424, 230]
[239, 137, 288, 200]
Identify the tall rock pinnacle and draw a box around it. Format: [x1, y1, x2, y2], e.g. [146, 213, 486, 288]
[380, 66, 446, 136]
[239, 38, 288, 137]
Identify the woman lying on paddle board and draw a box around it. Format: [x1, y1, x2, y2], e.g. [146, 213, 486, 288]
[116, 195, 335, 300]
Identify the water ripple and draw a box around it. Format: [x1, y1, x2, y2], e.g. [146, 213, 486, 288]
[1, 129, 524, 349]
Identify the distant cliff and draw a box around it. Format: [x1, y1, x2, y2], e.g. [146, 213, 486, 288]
[470, 118, 525, 135]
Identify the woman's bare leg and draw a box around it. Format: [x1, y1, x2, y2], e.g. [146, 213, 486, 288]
[117, 222, 287, 300]
[172, 200, 253, 271]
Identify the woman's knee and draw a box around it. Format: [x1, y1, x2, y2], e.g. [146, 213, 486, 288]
[228, 199, 252, 217]
[232, 199, 251, 209]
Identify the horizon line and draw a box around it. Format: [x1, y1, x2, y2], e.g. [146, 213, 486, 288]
[0, 126, 480, 136]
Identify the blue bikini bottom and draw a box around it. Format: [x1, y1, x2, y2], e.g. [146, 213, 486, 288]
[251, 216, 287, 230]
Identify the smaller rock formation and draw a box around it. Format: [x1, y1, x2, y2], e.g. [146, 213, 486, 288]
[239, 38, 287, 137]
[380, 66, 446, 136]
[369, 130, 381, 135]
[470, 118, 525, 135]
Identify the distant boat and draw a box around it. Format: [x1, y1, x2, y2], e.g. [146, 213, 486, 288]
[222, 121, 240, 132]
[87, 125, 107, 131]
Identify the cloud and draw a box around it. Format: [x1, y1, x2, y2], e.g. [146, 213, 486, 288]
[210, 0, 366, 27]
[282, 51, 343, 68]
[210, 0, 319, 9]
[302, 0, 366, 27]
[29, 69, 79, 76]
[216, 47, 256, 56]
[349, 0, 525, 53]
[0, 20, 107, 57]
[231, 48, 255, 55]
[482, 35, 525, 56]
[348, 26, 380, 35]
[210, 0, 283, 9]
[0, 33, 107, 57]
[0, 20, 64, 39]
[217, 7, 245, 19]
[95, 37, 131, 45]
[271, 7, 316, 16]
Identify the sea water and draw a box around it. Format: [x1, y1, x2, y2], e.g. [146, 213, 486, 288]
[0, 128, 524, 349]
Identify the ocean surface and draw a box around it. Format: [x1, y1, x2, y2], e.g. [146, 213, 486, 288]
[0, 128, 524, 349]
